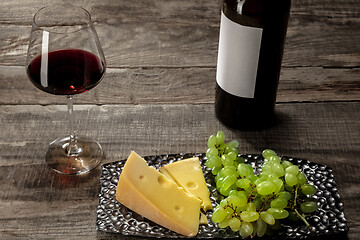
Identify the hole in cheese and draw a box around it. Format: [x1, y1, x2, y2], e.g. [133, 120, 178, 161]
[186, 181, 198, 189]
[157, 175, 170, 187]
[139, 175, 144, 180]
[174, 205, 183, 212]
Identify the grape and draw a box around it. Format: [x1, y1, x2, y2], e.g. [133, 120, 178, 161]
[237, 163, 253, 177]
[220, 184, 235, 196]
[224, 146, 238, 155]
[267, 208, 289, 219]
[262, 149, 277, 160]
[261, 163, 273, 174]
[228, 217, 241, 231]
[217, 217, 230, 228]
[212, 207, 227, 223]
[254, 175, 266, 186]
[272, 163, 285, 177]
[270, 198, 288, 209]
[246, 202, 257, 212]
[260, 211, 275, 225]
[220, 166, 237, 177]
[285, 172, 297, 186]
[222, 175, 237, 191]
[206, 155, 222, 169]
[216, 131, 225, 145]
[256, 180, 276, 195]
[207, 135, 217, 148]
[235, 204, 248, 214]
[285, 165, 300, 176]
[269, 155, 281, 164]
[256, 218, 267, 237]
[206, 147, 218, 158]
[252, 197, 264, 209]
[237, 190, 248, 200]
[278, 191, 291, 201]
[252, 220, 258, 237]
[301, 184, 317, 195]
[246, 174, 257, 184]
[227, 151, 237, 161]
[300, 201, 318, 213]
[284, 183, 294, 191]
[228, 189, 239, 196]
[213, 156, 223, 168]
[215, 169, 224, 179]
[219, 198, 228, 207]
[221, 154, 234, 166]
[228, 194, 247, 208]
[211, 166, 221, 175]
[239, 221, 253, 238]
[297, 172, 307, 185]
[236, 178, 251, 189]
[240, 211, 259, 222]
[225, 205, 235, 215]
[281, 160, 292, 169]
[264, 172, 278, 181]
[227, 139, 240, 148]
[272, 178, 284, 194]
[216, 177, 225, 189]
[205, 157, 216, 169]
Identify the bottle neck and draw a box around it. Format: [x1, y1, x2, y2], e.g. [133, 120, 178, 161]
[237, 0, 246, 14]
[223, 0, 264, 28]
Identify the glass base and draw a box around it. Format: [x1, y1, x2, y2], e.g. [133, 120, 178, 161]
[45, 136, 103, 175]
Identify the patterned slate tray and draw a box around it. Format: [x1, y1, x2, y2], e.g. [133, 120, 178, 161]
[96, 153, 348, 239]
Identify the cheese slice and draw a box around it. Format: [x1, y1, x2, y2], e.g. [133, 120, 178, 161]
[199, 212, 208, 224]
[159, 157, 213, 211]
[116, 151, 201, 237]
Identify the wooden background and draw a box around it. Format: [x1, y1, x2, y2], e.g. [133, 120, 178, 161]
[0, 0, 359, 239]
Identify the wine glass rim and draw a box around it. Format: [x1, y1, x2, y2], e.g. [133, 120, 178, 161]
[32, 4, 92, 34]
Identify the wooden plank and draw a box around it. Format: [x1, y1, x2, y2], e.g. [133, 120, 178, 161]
[0, 65, 359, 105]
[286, 0, 360, 67]
[0, 103, 358, 165]
[0, 0, 359, 67]
[0, 102, 359, 239]
[1, 0, 359, 27]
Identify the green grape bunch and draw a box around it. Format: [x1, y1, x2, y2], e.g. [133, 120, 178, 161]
[206, 131, 318, 238]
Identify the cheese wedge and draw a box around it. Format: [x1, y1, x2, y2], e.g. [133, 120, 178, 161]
[199, 212, 208, 224]
[159, 157, 212, 211]
[116, 151, 201, 237]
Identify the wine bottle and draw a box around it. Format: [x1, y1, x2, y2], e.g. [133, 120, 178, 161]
[215, 0, 291, 130]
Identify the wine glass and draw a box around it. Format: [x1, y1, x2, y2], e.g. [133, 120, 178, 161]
[26, 4, 106, 175]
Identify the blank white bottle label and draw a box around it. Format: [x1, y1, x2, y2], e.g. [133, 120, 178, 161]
[216, 12, 263, 98]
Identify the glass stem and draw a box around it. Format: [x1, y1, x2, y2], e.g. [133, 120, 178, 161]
[66, 95, 82, 156]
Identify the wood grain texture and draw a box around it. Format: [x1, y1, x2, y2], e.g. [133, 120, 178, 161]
[1, 66, 359, 105]
[0, 103, 358, 166]
[0, 0, 359, 67]
[0, 103, 359, 239]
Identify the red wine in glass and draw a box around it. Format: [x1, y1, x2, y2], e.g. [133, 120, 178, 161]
[26, 4, 106, 175]
[27, 49, 105, 95]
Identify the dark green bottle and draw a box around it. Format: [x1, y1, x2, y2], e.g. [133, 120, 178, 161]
[215, 0, 291, 130]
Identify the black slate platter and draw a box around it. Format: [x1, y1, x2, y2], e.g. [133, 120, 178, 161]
[96, 153, 348, 239]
